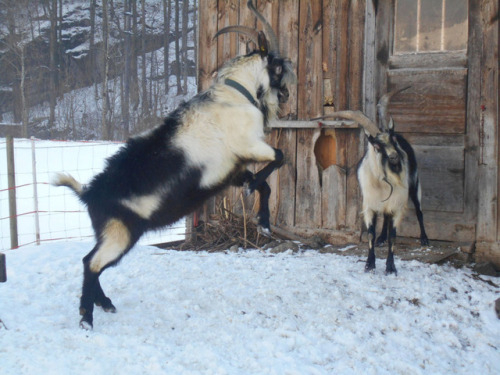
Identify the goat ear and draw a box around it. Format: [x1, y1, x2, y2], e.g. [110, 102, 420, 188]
[258, 31, 269, 57]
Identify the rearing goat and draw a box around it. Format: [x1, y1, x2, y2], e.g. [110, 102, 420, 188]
[321, 87, 428, 275]
[53, 1, 295, 329]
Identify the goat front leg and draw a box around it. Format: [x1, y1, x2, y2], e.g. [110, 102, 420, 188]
[246, 148, 283, 195]
[365, 212, 377, 272]
[385, 215, 398, 275]
[231, 169, 274, 235]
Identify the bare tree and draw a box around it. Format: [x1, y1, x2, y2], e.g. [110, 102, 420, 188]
[141, 0, 149, 117]
[163, 0, 171, 94]
[174, 0, 182, 95]
[123, 0, 132, 137]
[101, 0, 111, 140]
[181, 0, 189, 94]
[48, 0, 57, 130]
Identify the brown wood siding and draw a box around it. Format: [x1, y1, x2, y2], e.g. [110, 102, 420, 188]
[197, 0, 499, 257]
[199, 0, 364, 235]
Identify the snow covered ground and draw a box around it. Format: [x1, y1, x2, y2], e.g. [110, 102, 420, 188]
[1, 242, 499, 374]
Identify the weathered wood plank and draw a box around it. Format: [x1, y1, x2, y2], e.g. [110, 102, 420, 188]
[198, 0, 219, 91]
[347, 0, 365, 110]
[414, 145, 465, 213]
[295, 129, 322, 228]
[217, 0, 239, 64]
[267, 128, 297, 227]
[298, 0, 323, 119]
[278, 0, 299, 119]
[476, 0, 499, 242]
[387, 69, 468, 134]
[321, 164, 346, 230]
[270, 120, 357, 128]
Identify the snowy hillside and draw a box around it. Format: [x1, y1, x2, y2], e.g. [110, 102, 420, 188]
[1, 242, 499, 374]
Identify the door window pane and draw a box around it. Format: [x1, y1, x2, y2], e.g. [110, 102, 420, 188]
[394, 0, 468, 54]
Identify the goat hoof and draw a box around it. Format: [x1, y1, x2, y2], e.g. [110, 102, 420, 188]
[385, 266, 398, 276]
[257, 226, 271, 237]
[364, 263, 376, 273]
[79, 319, 93, 330]
[420, 237, 429, 247]
[243, 182, 254, 197]
[95, 298, 116, 313]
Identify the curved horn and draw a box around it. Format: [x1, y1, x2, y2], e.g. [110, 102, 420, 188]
[314, 111, 380, 137]
[247, 0, 279, 53]
[377, 86, 411, 130]
[213, 26, 260, 45]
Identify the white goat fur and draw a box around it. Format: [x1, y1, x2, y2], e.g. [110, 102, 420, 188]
[358, 133, 410, 232]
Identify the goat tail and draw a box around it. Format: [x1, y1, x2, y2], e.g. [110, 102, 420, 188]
[381, 176, 394, 202]
[52, 173, 84, 196]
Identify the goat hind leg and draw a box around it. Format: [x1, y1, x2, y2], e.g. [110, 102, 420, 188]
[94, 279, 116, 313]
[410, 183, 429, 246]
[365, 213, 377, 272]
[79, 218, 133, 329]
[385, 217, 398, 275]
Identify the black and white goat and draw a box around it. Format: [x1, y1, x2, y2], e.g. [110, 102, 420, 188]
[53, 1, 295, 329]
[322, 87, 428, 275]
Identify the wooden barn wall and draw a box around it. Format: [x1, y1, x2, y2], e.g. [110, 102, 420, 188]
[198, 0, 366, 242]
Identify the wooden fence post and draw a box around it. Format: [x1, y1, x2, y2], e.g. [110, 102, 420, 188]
[0, 253, 6, 282]
[6, 136, 18, 249]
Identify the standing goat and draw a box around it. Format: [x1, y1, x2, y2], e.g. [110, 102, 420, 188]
[321, 87, 428, 275]
[53, 0, 295, 330]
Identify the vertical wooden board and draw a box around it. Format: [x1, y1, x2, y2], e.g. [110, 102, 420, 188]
[278, 0, 299, 118]
[237, 0, 257, 54]
[335, 0, 349, 110]
[295, 129, 322, 228]
[347, 0, 365, 109]
[198, 0, 219, 91]
[345, 129, 361, 230]
[321, 128, 348, 228]
[267, 128, 297, 227]
[476, 0, 499, 242]
[298, 0, 323, 119]
[217, 0, 239, 64]
[321, 165, 346, 229]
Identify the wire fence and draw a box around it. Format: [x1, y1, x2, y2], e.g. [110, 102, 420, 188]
[0, 137, 185, 251]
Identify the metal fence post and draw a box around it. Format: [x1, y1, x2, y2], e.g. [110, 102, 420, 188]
[6, 136, 18, 249]
[31, 137, 40, 245]
[0, 253, 6, 282]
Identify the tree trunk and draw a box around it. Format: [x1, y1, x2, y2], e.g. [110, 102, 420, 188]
[90, 0, 98, 98]
[49, 0, 57, 130]
[163, 0, 171, 95]
[141, 0, 149, 117]
[182, 0, 189, 94]
[175, 0, 182, 95]
[20, 46, 28, 138]
[101, 0, 111, 140]
[123, 0, 131, 137]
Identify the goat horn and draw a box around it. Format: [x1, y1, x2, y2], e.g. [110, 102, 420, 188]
[314, 111, 380, 137]
[377, 86, 411, 130]
[213, 26, 259, 45]
[247, 0, 279, 53]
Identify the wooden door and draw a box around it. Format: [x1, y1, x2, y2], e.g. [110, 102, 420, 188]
[374, 0, 478, 242]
